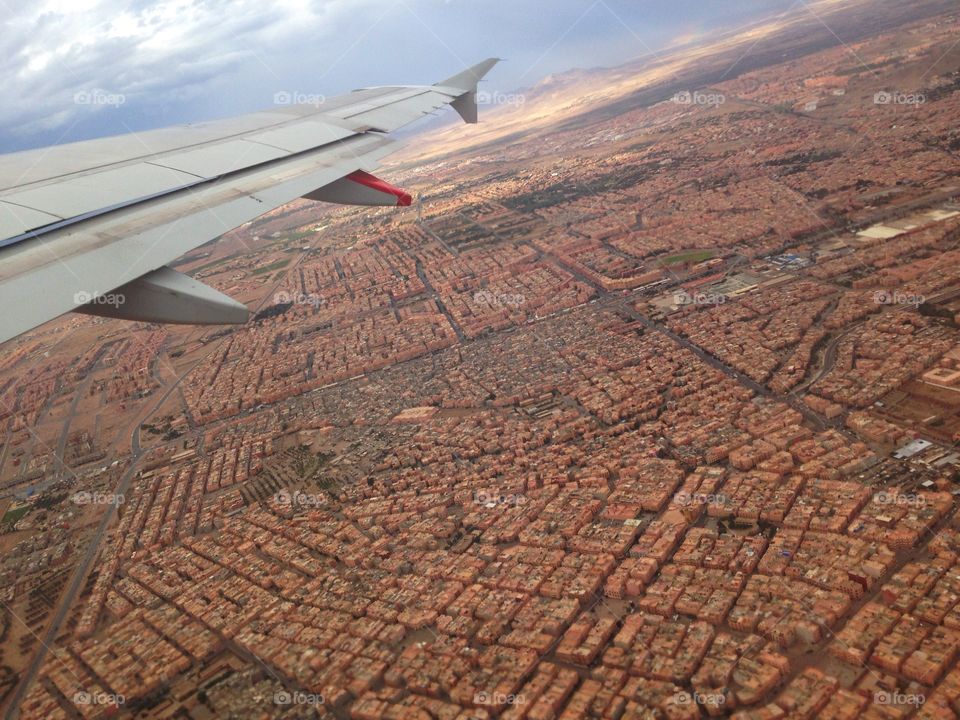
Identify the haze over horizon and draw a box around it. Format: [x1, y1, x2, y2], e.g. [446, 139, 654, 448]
[0, 0, 804, 153]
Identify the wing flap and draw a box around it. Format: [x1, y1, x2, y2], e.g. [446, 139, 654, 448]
[150, 139, 289, 177]
[0, 202, 62, 240]
[0, 112, 299, 191]
[3, 162, 203, 220]
[245, 120, 356, 153]
[333, 89, 458, 132]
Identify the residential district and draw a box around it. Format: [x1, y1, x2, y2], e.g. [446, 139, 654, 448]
[4, 1, 960, 718]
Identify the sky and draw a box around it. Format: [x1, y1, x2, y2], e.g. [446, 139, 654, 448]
[0, 0, 802, 153]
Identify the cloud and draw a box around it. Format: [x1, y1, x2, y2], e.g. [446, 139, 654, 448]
[0, 0, 801, 153]
[0, 0, 382, 149]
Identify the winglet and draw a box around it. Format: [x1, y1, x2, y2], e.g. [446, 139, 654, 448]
[436, 58, 501, 124]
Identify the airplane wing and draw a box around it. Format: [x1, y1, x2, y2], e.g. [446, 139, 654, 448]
[0, 58, 500, 344]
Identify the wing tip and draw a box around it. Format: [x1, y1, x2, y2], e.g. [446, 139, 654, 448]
[435, 58, 502, 94]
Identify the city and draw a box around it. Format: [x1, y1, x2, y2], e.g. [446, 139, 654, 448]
[3, 0, 960, 718]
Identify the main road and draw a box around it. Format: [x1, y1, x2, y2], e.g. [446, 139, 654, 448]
[4, 353, 206, 720]
[534, 239, 835, 432]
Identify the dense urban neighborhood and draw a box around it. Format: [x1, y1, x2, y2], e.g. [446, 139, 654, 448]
[4, 1, 960, 718]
